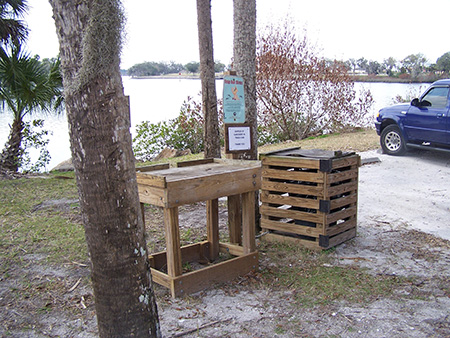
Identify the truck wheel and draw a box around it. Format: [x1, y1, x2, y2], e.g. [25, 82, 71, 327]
[380, 125, 407, 155]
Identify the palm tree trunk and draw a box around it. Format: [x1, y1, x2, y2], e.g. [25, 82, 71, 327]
[197, 0, 220, 159]
[50, 0, 161, 336]
[0, 117, 24, 172]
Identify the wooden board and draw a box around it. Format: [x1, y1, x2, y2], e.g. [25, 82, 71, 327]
[261, 180, 323, 196]
[164, 166, 260, 207]
[136, 159, 261, 208]
[149, 241, 210, 270]
[149, 247, 258, 298]
[260, 156, 321, 170]
[260, 191, 320, 210]
[261, 227, 356, 250]
[165, 252, 258, 298]
[261, 218, 322, 237]
[262, 168, 324, 183]
[175, 158, 214, 168]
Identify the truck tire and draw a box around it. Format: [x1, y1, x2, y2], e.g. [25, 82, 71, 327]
[380, 125, 407, 155]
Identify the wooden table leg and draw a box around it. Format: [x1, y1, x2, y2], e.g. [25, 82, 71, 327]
[227, 194, 242, 245]
[164, 207, 182, 277]
[207, 199, 219, 261]
[242, 191, 256, 254]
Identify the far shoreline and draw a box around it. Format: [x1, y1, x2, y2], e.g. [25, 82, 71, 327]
[125, 73, 442, 83]
[127, 73, 224, 80]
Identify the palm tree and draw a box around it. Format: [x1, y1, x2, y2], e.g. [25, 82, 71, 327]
[50, 0, 161, 336]
[0, 0, 28, 57]
[0, 45, 63, 172]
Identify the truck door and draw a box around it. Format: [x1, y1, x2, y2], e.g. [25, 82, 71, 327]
[405, 86, 449, 144]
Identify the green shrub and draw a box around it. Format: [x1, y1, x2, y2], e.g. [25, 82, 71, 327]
[20, 119, 52, 172]
[132, 96, 205, 160]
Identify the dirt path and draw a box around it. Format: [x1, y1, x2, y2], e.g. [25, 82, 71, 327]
[1, 148, 450, 337]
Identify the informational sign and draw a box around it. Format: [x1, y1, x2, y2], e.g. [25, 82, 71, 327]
[225, 124, 252, 152]
[223, 75, 245, 123]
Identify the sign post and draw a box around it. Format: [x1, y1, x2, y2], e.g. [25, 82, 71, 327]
[223, 72, 256, 244]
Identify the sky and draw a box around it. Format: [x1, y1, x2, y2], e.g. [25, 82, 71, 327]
[26, 0, 449, 70]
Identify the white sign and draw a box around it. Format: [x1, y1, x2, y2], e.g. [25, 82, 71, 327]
[228, 126, 251, 151]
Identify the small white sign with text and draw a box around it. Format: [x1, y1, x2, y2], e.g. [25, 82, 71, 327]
[228, 126, 251, 151]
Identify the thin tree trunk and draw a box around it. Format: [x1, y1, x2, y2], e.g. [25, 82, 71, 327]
[233, 0, 257, 160]
[49, 1, 160, 337]
[197, 0, 220, 159]
[233, 0, 259, 231]
[0, 117, 24, 172]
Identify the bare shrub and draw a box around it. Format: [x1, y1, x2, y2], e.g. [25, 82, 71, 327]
[256, 21, 374, 141]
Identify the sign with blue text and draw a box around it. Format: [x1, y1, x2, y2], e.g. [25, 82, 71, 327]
[223, 75, 245, 123]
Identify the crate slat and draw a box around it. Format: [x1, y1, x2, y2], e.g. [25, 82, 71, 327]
[262, 180, 323, 196]
[260, 205, 322, 224]
[262, 168, 324, 183]
[330, 193, 358, 210]
[328, 170, 358, 184]
[261, 156, 321, 169]
[261, 219, 323, 237]
[326, 218, 356, 237]
[260, 192, 320, 210]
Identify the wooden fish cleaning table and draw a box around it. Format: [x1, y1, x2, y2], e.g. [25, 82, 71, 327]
[136, 158, 261, 297]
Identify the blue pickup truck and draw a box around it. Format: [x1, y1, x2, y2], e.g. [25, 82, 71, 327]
[375, 79, 450, 155]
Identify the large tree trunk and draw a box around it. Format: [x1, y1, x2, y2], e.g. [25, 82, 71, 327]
[0, 117, 24, 172]
[197, 0, 220, 159]
[233, 0, 257, 160]
[49, 1, 161, 337]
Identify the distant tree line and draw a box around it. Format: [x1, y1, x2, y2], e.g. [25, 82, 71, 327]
[342, 52, 450, 80]
[126, 52, 450, 80]
[126, 60, 226, 76]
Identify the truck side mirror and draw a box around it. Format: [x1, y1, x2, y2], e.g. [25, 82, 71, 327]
[411, 98, 419, 107]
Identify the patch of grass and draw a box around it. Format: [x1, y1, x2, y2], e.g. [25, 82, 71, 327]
[274, 325, 286, 334]
[259, 128, 379, 155]
[259, 242, 405, 307]
[0, 172, 87, 267]
[180, 228, 194, 243]
[182, 261, 193, 273]
[283, 265, 401, 306]
[307, 134, 331, 140]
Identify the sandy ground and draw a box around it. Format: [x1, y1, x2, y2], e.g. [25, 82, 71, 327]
[155, 148, 450, 338]
[1, 147, 450, 337]
[358, 148, 450, 241]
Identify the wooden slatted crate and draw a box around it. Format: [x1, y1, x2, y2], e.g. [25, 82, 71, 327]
[259, 148, 360, 250]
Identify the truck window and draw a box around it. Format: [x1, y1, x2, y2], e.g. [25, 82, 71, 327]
[421, 87, 449, 109]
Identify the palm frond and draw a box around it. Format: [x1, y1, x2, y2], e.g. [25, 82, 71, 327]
[0, 0, 28, 45]
[0, 45, 63, 119]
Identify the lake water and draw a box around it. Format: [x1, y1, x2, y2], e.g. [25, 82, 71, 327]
[0, 78, 430, 171]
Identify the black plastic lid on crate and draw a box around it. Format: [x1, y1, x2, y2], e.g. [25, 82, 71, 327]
[262, 148, 355, 159]
[260, 147, 357, 172]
